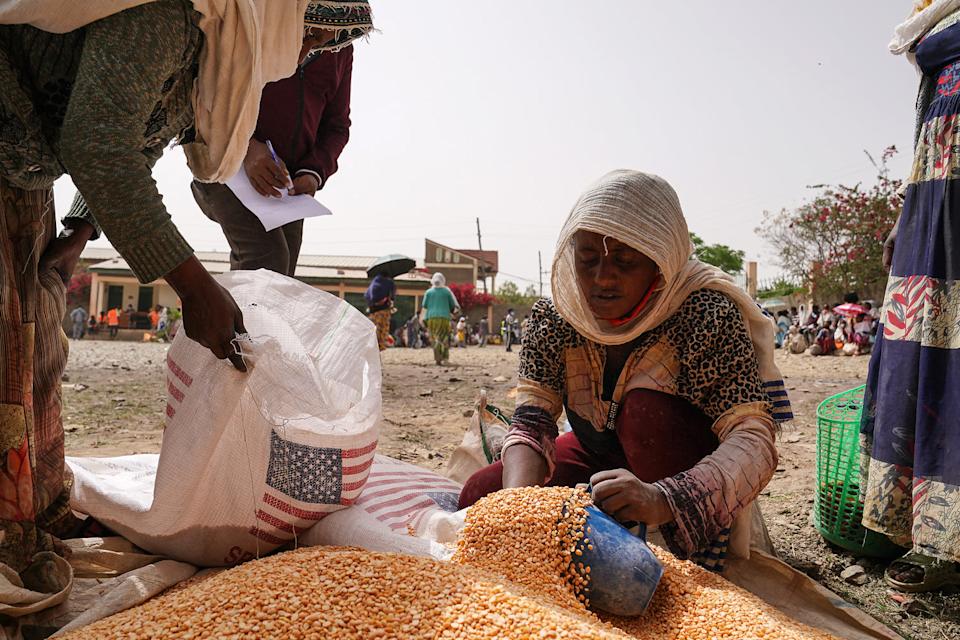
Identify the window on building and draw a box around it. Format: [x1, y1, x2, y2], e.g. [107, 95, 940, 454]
[435, 247, 443, 262]
[453, 253, 460, 264]
[445, 250, 451, 263]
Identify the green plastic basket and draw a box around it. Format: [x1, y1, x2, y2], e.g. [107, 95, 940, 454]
[813, 385, 903, 558]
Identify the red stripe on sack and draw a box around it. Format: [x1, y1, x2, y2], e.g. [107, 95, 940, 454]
[384, 505, 436, 531]
[256, 509, 312, 534]
[354, 494, 444, 510]
[342, 441, 378, 458]
[165, 403, 176, 418]
[362, 491, 428, 512]
[167, 379, 184, 403]
[341, 457, 374, 475]
[166, 357, 193, 388]
[358, 481, 461, 501]
[360, 479, 462, 496]
[341, 478, 370, 493]
[248, 526, 287, 546]
[372, 498, 437, 520]
[364, 472, 462, 487]
[410, 503, 444, 532]
[379, 505, 435, 529]
[256, 510, 295, 533]
[262, 493, 335, 521]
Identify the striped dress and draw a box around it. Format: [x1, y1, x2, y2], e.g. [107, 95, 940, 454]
[860, 11, 960, 562]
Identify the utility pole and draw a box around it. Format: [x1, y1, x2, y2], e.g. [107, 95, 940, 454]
[476, 218, 487, 293]
[538, 251, 543, 297]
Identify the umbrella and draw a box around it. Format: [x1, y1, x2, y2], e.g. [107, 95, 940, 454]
[833, 303, 867, 318]
[367, 254, 416, 278]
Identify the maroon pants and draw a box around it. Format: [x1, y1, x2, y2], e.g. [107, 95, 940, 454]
[459, 389, 717, 509]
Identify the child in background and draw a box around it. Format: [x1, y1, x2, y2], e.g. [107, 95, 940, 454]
[852, 313, 873, 355]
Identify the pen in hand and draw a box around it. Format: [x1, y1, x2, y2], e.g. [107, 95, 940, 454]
[265, 140, 295, 195]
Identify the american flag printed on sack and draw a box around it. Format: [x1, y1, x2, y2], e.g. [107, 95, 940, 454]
[352, 456, 463, 534]
[249, 431, 377, 547]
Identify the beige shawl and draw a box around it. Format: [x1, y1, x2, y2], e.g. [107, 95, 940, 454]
[551, 170, 788, 410]
[0, 0, 309, 182]
[890, 0, 960, 54]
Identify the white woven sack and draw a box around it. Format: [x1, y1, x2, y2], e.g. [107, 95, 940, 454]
[69, 270, 381, 566]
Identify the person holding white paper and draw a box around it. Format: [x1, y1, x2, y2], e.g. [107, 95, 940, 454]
[192, 1, 373, 276]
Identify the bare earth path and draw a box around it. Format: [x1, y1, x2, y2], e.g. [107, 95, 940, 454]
[61, 340, 958, 640]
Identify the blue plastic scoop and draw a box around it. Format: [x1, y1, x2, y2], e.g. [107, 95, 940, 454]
[575, 505, 664, 616]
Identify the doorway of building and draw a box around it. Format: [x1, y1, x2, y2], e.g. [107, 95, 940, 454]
[137, 286, 154, 312]
[106, 285, 123, 312]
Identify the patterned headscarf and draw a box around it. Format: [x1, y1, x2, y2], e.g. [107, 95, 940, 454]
[304, 0, 374, 53]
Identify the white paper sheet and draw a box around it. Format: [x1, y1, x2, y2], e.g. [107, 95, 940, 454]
[224, 166, 332, 231]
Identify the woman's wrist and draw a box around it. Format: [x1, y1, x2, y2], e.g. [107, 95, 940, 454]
[164, 254, 211, 303]
[648, 483, 674, 525]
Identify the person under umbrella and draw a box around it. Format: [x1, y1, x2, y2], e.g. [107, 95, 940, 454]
[365, 273, 396, 351]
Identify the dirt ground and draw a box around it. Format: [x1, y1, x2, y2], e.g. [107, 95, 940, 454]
[61, 339, 958, 640]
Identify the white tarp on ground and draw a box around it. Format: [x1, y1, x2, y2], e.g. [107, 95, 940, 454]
[0, 454, 902, 640]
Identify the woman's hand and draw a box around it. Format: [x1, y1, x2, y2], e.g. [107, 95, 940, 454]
[165, 256, 248, 371]
[38, 220, 95, 284]
[289, 174, 319, 197]
[244, 138, 290, 198]
[882, 214, 901, 272]
[590, 469, 673, 526]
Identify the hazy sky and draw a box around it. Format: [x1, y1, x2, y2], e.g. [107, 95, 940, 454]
[53, 1, 919, 292]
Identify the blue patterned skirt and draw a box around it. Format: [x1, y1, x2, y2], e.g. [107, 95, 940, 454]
[860, 55, 960, 562]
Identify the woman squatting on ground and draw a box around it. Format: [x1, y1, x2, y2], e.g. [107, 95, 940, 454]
[460, 170, 793, 569]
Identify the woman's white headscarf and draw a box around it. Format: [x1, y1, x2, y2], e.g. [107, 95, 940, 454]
[431, 272, 446, 288]
[890, 0, 960, 55]
[551, 170, 789, 415]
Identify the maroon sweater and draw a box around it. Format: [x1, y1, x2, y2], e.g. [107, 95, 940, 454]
[253, 45, 353, 188]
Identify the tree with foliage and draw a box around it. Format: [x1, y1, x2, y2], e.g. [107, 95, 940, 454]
[495, 281, 540, 305]
[448, 283, 497, 314]
[756, 277, 806, 300]
[66, 271, 91, 309]
[689, 233, 745, 275]
[757, 146, 901, 302]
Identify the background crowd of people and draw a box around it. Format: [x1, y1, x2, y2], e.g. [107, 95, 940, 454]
[773, 296, 881, 357]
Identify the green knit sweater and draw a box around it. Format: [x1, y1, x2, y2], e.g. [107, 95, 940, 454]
[0, 0, 201, 283]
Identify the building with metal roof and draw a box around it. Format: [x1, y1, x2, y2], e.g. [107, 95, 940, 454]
[82, 249, 433, 328]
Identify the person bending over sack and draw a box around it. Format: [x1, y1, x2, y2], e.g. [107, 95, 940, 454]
[459, 171, 793, 569]
[0, 0, 314, 576]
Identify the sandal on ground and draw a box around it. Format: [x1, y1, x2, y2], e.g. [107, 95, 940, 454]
[885, 552, 960, 593]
